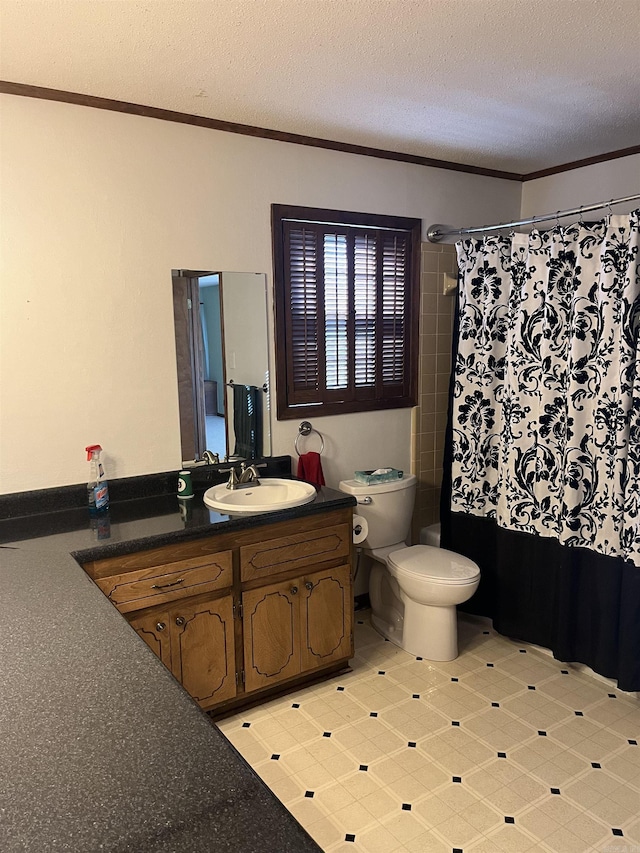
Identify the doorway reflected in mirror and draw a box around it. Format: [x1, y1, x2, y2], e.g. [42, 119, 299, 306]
[172, 270, 271, 466]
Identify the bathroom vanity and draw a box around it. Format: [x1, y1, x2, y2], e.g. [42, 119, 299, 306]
[82, 506, 354, 715]
[0, 462, 353, 852]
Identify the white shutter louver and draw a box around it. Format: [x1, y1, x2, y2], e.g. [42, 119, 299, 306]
[354, 234, 377, 387]
[324, 233, 349, 390]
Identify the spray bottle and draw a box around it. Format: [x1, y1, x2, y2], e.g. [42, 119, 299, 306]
[86, 444, 109, 513]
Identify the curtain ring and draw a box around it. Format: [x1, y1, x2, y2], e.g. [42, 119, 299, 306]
[607, 199, 613, 217]
[578, 206, 584, 225]
[555, 210, 561, 228]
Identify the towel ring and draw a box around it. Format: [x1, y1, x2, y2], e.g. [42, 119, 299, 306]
[295, 421, 325, 456]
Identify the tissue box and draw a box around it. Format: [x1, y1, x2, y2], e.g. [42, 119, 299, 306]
[354, 468, 403, 485]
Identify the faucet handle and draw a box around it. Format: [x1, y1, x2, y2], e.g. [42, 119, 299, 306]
[239, 461, 267, 470]
[219, 466, 239, 489]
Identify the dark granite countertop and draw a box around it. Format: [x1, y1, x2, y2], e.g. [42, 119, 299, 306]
[0, 456, 354, 561]
[0, 461, 354, 852]
[0, 481, 354, 561]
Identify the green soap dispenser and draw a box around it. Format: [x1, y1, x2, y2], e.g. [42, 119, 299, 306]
[85, 444, 109, 513]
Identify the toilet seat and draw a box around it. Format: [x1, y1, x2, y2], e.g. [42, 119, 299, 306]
[388, 545, 480, 584]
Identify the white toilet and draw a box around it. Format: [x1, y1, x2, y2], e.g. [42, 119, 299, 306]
[339, 474, 480, 661]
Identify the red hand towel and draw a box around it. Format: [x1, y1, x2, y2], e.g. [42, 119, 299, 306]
[296, 451, 325, 488]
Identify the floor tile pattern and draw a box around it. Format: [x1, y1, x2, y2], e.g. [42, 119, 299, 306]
[218, 614, 640, 852]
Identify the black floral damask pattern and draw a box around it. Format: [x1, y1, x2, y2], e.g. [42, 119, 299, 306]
[451, 210, 640, 567]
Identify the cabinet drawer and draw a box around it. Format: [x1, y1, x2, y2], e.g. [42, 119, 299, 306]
[240, 524, 350, 583]
[95, 551, 232, 613]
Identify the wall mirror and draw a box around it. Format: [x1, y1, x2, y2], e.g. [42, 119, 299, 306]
[172, 270, 271, 465]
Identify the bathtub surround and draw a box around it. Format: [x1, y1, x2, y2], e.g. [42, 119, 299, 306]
[442, 210, 640, 692]
[410, 243, 457, 542]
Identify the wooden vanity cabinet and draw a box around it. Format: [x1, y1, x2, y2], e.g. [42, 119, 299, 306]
[239, 514, 353, 695]
[243, 563, 352, 693]
[83, 543, 237, 711]
[129, 593, 237, 707]
[82, 506, 354, 714]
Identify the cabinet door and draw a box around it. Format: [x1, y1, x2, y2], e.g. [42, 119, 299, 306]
[243, 580, 301, 693]
[170, 595, 236, 708]
[301, 564, 353, 673]
[129, 608, 173, 669]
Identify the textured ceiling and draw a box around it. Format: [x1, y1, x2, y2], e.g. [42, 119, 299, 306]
[1, 0, 639, 173]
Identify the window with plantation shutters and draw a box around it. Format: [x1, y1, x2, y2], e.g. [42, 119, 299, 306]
[272, 205, 420, 419]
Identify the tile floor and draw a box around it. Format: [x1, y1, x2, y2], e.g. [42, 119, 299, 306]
[217, 612, 640, 853]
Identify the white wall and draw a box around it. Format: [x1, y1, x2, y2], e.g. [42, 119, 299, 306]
[521, 155, 640, 219]
[0, 94, 521, 494]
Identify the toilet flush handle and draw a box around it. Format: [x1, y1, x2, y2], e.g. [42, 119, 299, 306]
[358, 496, 372, 505]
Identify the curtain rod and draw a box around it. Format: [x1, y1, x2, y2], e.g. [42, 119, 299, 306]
[427, 193, 640, 243]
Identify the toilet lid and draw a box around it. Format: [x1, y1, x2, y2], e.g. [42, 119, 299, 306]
[388, 545, 480, 583]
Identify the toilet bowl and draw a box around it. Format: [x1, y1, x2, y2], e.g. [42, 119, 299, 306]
[339, 475, 480, 661]
[369, 544, 479, 660]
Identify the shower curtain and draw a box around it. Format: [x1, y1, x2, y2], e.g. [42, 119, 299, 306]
[441, 210, 640, 691]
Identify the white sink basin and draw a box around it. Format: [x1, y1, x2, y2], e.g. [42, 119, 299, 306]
[203, 478, 317, 515]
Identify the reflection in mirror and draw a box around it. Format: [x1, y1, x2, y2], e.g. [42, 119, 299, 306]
[198, 274, 227, 456]
[172, 270, 271, 465]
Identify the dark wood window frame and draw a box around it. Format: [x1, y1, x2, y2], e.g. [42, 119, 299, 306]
[272, 204, 421, 420]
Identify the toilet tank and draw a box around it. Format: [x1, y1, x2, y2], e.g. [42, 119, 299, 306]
[338, 474, 417, 549]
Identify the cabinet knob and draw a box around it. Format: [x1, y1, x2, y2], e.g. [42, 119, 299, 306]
[175, 616, 186, 626]
[290, 586, 298, 595]
[156, 622, 166, 632]
[305, 581, 313, 591]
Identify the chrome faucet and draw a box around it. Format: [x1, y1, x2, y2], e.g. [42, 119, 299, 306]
[239, 464, 261, 484]
[220, 462, 267, 489]
[202, 450, 220, 464]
